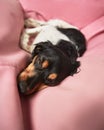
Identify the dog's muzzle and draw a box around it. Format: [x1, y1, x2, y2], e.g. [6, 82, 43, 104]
[18, 61, 44, 95]
[18, 71, 43, 95]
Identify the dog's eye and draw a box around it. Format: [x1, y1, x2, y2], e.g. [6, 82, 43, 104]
[37, 57, 41, 64]
[35, 57, 42, 68]
[35, 56, 49, 70]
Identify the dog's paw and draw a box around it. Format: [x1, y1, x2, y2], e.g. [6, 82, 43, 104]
[24, 18, 45, 28]
[24, 18, 36, 27]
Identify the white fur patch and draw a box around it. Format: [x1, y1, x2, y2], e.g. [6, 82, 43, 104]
[20, 19, 78, 53]
[33, 25, 70, 45]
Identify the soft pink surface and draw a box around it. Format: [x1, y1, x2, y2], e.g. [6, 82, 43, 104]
[0, 0, 28, 130]
[19, 0, 104, 29]
[0, 0, 104, 130]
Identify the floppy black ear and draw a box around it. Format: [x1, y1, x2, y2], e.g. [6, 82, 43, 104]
[32, 41, 53, 58]
[57, 40, 78, 64]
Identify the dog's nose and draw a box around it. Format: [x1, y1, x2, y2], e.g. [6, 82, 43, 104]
[18, 75, 42, 95]
[18, 79, 42, 95]
[18, 68, 44, 95]
[18, 81, 27, 93]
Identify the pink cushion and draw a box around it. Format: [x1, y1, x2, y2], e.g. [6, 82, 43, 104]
[0, 0, 29, 130]
[19, 0, 104, 28]
[19, 0, 104, 130]
[0, 0, 29, 67]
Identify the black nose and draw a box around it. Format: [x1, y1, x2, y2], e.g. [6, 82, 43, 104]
[18, 81, 28, 94]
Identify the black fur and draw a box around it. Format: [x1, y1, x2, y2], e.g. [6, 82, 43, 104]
[18, 28, 86, 94]
[31, 41, 80, 86]
[57, 28, 86, 56]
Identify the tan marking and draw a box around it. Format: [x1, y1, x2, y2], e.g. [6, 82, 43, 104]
[25, 83, 48, 95]
[19, 71, 28, 80]
[25, 63, 35, 72]
[38, 84, 48, 91]
[42, 60, 49, 68]
[19, 63, 36, 81]
[48, 73, 58, 80]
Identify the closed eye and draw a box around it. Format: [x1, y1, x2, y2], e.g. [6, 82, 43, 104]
[34, 56, 42, 69]
[34, 56, 49, 70]
[37, 57, 41, 65]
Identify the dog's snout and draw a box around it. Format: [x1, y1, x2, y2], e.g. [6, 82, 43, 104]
[18, 68, 44, 95]
[18, 80, 28, 94]
[18, 79, 36, 95]
[18, 78, 42, 95]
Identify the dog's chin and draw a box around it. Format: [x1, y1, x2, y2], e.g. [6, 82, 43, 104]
[18, 81, 45, 95]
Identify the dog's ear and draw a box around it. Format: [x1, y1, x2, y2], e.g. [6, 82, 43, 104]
[32, 41, 53, 58]
[57, 40, 78, 64]
[69, 60, 80, 76]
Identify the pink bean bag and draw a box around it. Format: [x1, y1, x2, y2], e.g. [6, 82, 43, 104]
[0, 0, 104, 130]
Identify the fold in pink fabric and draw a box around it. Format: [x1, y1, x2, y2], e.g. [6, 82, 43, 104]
[0, 0, 104, 130]
[0, 0, 28, 130]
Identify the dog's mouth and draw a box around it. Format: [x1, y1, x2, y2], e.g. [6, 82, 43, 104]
[18, 70, 58, 95]
[18, 75, 43, 95]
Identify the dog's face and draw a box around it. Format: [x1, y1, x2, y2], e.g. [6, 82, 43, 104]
[18, 41, 79, 95]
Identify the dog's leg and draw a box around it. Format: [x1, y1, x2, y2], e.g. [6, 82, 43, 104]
[24, 18, 46, 28]
[24, 18, 78, 29]
[20, 31, 32, 53]
[20, 26, 44, 53]
[24, 26, 44, 35]
[47, 19, 78, 29]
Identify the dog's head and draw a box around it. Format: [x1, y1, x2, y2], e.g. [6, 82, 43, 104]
[18, 41, 80, 95]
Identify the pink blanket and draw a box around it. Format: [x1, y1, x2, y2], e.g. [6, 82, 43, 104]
[0, 0, 104, 130]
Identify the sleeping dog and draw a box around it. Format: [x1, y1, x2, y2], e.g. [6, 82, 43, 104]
[18, 18, 86, 95]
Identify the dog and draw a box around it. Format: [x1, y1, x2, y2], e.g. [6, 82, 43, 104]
[18, 18, 86, 95]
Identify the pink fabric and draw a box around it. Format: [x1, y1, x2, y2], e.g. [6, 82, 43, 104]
[0, 0, 104, 130]
[0, 0, 29, 130]
[19, 0, 104, 29]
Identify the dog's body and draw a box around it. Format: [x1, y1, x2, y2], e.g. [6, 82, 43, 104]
[18, 18, 86, 95]
[21, 19, 78, 53]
